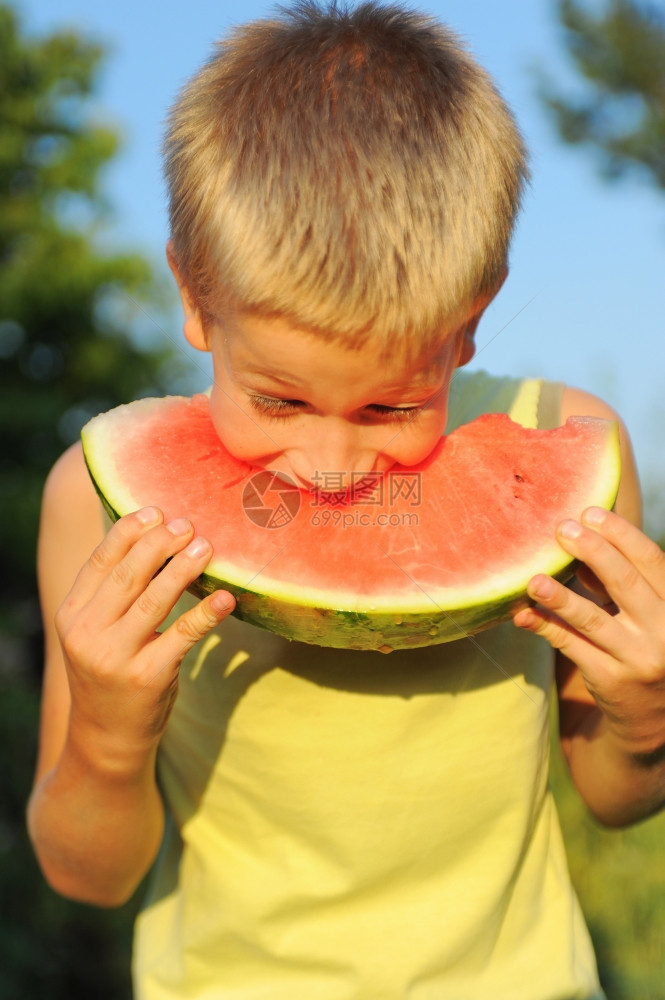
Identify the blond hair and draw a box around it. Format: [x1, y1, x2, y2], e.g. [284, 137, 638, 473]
[164, 1, 528, 351]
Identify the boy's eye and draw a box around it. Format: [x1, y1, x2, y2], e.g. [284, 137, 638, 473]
[248, 395, 304, 416]
[366, 404, 422, 421]
[248, 395, 423, 421]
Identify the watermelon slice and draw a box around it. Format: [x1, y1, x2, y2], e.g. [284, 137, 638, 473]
[81, 394, 620, 651]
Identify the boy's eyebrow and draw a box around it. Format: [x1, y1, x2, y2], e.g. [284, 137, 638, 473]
[236, 366, 306, 389]
[238, 363, 446, 394]
[380, 374, 444, 393]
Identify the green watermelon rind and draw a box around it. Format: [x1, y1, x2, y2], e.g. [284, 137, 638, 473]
[83, 411, 621, 652]
[187, 560, 581, 651]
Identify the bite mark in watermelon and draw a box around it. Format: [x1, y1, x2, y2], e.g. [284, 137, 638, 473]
[81, 394, 621, 651]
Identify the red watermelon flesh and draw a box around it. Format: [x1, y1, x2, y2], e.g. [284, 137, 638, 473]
[81, 394, 621, 650]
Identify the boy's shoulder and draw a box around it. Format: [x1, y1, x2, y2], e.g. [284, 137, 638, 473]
[560, 385, 621, 424]
[41, 441, 103, 548]
[44, 441, 93, 506]
[560, 384, 641, 527]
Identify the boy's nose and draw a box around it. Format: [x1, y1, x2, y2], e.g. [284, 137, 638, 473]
[290, 422, 377, 489]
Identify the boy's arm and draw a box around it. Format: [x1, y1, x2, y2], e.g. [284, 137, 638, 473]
[28, 443, 234, 906]
[515, 387, 665, 827]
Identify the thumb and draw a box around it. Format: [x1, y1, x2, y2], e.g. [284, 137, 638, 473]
[160, 590, 236, 665]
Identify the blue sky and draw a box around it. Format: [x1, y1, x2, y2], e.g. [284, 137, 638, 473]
[18, 0, 665, 527]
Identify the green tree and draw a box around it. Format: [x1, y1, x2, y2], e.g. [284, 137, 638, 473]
[0, 3, 178, 651]
[541, 0, 665, 187]
[0, 5, 178, 996]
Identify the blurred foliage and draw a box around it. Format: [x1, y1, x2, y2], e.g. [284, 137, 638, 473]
[541, 0, 665, 187]
[0, 2, 180, 649]
[0, 677, 138, 1000]
[0, 4, 177, 997]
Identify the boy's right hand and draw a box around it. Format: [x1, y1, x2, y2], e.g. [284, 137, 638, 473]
[55, 506, 235, 770]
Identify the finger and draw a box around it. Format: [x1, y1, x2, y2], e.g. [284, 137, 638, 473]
[518, 573, 627, 660]
[137, 590, 236, 691]
[514, 600, 613, 680]
[556, 515, 662, 624]
[75, 507, 163, 591]
[90, 518, 198, 627]
[123, 535, 217, 640]
[581, 508, 665, 600]
[59, 507, 165, 623]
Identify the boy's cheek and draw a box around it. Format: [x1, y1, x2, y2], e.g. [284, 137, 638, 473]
[387, 412, 450, 468]
[207, 395, 273, 461]
[213, 423, 277, 465]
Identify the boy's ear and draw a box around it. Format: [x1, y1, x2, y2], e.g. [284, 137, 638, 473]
[457, 308, 485, 367]
[458, 269, 508, 367]
[166, 241, 209, 352]
[458, 318, 478, 367]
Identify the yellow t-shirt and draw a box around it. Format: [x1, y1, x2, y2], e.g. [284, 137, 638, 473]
[133, 371, 604, 1000]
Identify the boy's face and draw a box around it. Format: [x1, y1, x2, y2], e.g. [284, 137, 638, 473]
[199, 311, 469, 490]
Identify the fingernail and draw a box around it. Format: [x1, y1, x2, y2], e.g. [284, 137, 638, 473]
[529, 574, 554, 599]
[184, 536, 210, 558]
[583, 507, 607, 526]
[167, 518, 192, 536]
[559, 519, 582, 541]
[513, 607, 536, 630]
[210, 591, 234, 615]
[137, 506, 161, 525]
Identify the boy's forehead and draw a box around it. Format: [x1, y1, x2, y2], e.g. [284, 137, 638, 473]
[220, 313, 459, 390]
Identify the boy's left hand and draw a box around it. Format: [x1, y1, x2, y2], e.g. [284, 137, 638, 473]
[514, 507, 665, 758]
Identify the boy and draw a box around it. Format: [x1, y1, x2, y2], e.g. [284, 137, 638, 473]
[29, 3, 665, 998]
